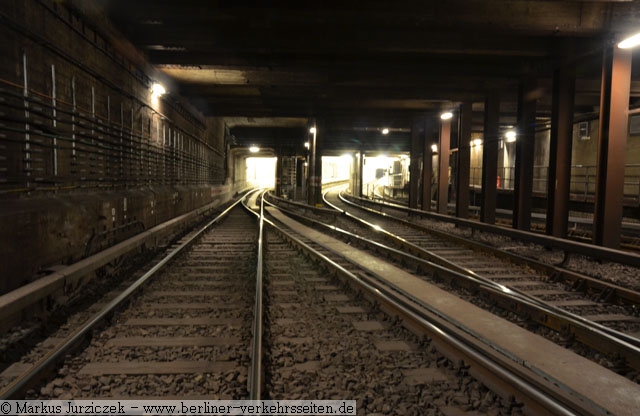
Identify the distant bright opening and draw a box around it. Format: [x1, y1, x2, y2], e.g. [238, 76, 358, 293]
[362, 153, 410, 198]
[246, 157, 276, 188]
[322, 155, 352, 184]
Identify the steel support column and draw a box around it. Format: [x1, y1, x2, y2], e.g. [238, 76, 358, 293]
[310, 119, 324, 206]
[307, 120, 317, 205]
[409, 118, 422, 209]
[594, 46, 632, 248]
[513, 77, 537, 231]
[456, 102, 472, 218]
[481, 93, 500, 224]
[546, 65, 575, 238]
[358, 147, 364, 198]
[422, 118, 436, 211]
[438, 116, 451, 214]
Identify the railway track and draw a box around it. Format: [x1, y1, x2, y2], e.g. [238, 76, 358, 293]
[260, 195, 639, 414]
[0, 197, 259, 400]
[370, 183, 640, 252]
[260, 231, 518, 414]
[2, 189, 639, 414]
[265, 189, 640, 377]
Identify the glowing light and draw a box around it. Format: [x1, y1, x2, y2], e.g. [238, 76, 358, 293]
[473, 138, 483, 146]
[309, 127, 316, 134]
[431, 144, 438, 153]
[304, 142, 310, 149]
[505, 131, 516, 143]
[619, 32, 640, 49]
[249, 146, 260, 153]
[382, 128, 389, 135]
[440, 111, 453, 120]
[151, 83, 166, 97]
[341, 153, 352, 160]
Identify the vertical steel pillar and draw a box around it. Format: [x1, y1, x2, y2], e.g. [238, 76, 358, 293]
[594, 46, 632, 248]
[546, 65, 575, 238]
[513, 76, 537, 231]
[358, 147, 364, 198]
[481, 93, 500, 224]
[409, 118, 422, 209]
[422, 118, 435, 211]
[313, 119, 324, 205]
[307, 119, 324, 206]
[307, 121, 316, 205]
[456, 102, 472, 218]
[438, 116, 451, 214]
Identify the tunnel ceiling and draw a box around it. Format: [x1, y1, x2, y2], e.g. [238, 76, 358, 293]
[100, 0, 640, 150]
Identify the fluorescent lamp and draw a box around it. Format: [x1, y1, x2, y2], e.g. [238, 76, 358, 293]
[440, 112, 453, 120]
[151, 83, 166, 97]
[618, 32, 640, 49]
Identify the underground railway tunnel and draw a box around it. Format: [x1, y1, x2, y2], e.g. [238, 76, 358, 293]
[1, 1, 640, 414]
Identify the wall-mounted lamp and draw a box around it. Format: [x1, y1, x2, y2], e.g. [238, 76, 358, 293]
[505, 131, 517, 143]
[618, 32, 640, 49]
[382, 128, 389, 135]
[440, 111, 453, 120]
[249, 146, 260, 153]
[309, 127, 316, 134]
[304, 142, 310, 149]
[151, 82, 166, 97]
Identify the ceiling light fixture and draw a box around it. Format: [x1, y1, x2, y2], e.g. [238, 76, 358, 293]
[473, 138, 483, 146]
[440, 111, 453, 120]
[151, 82, 166, 97]
[618, 32, 640, 49]
[304, 142, 310, 149]
[309, 127, 316, 134]
[249, 146, 260, 153]
[431, 144, 438, 153]
[505, 131, 517, 143]
[382, 128, 389, 135]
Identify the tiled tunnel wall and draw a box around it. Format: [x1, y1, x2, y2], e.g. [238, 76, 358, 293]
[0, 1, 235, 294]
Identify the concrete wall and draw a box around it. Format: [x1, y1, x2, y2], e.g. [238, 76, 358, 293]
[0, 0, 236, 294]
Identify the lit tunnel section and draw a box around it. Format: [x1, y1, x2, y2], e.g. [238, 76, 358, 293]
[246, 157, 277, 189]
[244, 153, 411, 200]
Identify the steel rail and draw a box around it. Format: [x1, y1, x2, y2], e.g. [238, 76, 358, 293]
[346, 189, 640, 268]
[0, 194, 251, 399]
[261, 207, 595, 415]
[244, 189, 265, 400]
[264, 192, 640, 371]
[323, 190, 640, 361]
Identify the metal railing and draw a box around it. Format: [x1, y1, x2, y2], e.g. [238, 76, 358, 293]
[468, 164, 640, 202]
